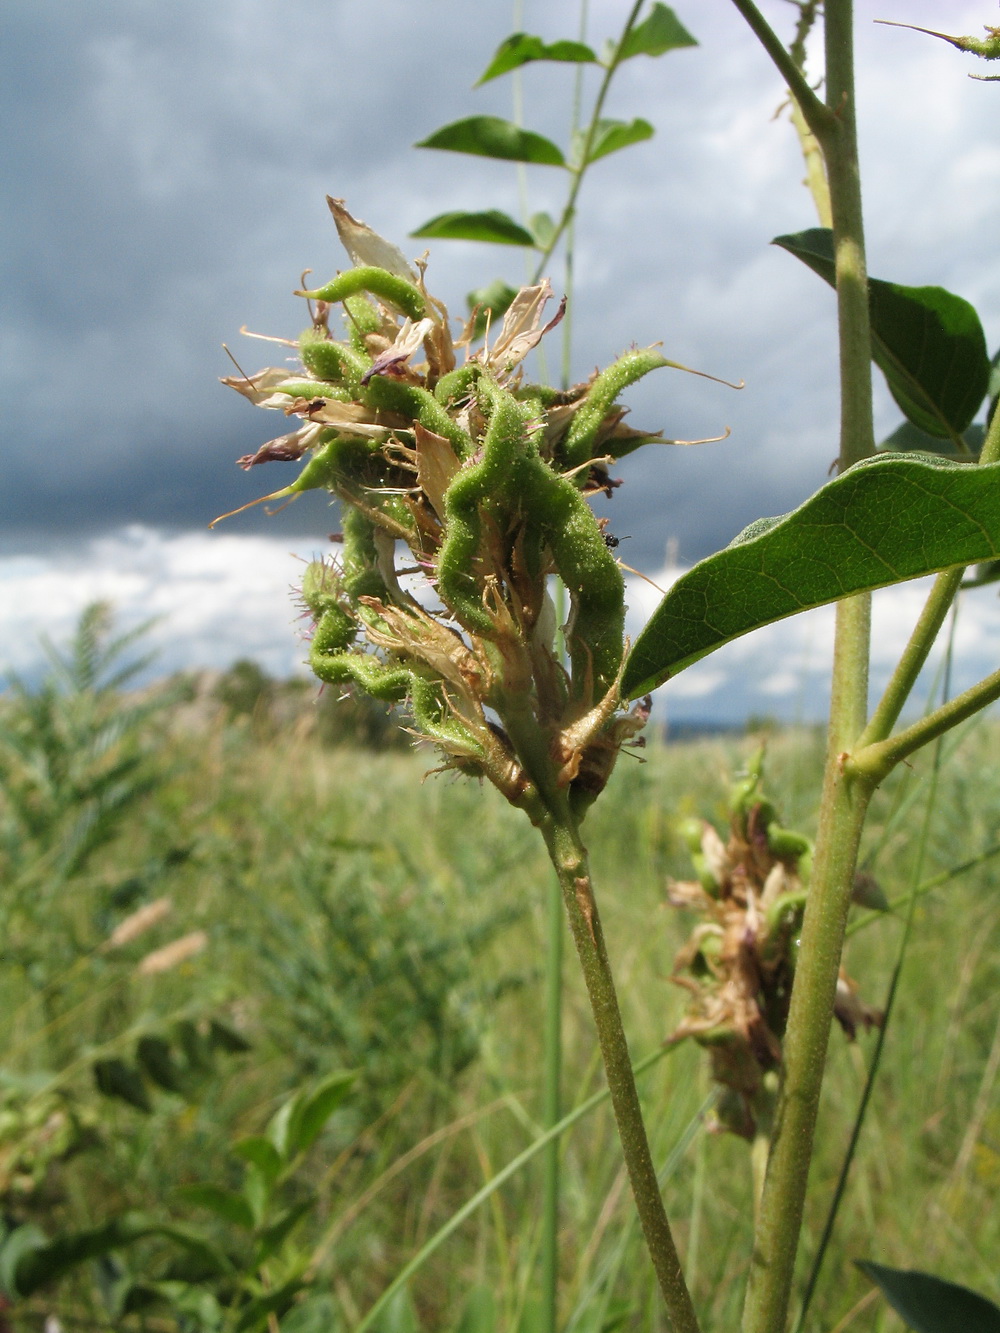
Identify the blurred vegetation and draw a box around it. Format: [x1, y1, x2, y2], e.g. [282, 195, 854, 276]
[0, 607, 998, 1329]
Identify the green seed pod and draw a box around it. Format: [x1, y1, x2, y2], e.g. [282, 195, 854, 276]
[434, 363, 481, 409]
[363, 377, 473, 458]
[298, 266, 426, 322]
[562, 348, 669, 471]
[437, 377, 533, 634]
[342, 293, 384, 353]
[288, 434, 379, 497]
[275, 380, 353, 402]
[341, 507, 390, 603]
[301, 561, 358, 655]
[767, 825, 813, 862]
[520, 449, 624, 697]
[676, 815, 705, 855]
[299, 331, 371, 389]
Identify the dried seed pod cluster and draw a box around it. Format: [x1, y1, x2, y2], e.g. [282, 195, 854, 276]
[222, 198, 688, 822]
[667, 751, 882, 1138]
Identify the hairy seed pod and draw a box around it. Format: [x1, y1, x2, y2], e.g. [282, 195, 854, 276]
[298, 266, 427, 322]
[562, 348, 669, 471]
[299, 331, 372, 389]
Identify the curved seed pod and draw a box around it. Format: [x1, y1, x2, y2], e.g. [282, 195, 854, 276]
[517, 449, 625, 698]
[341, 293, 384, 353]
[438, 378, 533, 633]
[274, 380, 354, 402]
[562, 348, 669, 471]
[408, 675, 484, 758]
[297, 266, 427, 322]
[767, 825, 812, 862]
[434, 363, 482, 409]
[341, 507, 389, 603]
[299, 331, 371, 390]
[301, 561, 358, 655]
[363, 377, 473, 458]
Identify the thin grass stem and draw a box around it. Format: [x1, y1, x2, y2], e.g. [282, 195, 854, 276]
[353, 1044, 675, 1333]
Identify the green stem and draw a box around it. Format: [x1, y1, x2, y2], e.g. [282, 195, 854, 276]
[740, 5, 876, 1329]
[859, 568, 965, 747]
[727, 0, 834, 135]
[861, 401, 1000, 749]
[539, 808, 701, 1333]
[851, 664, 1000, 785]
[794, 605, 957, 1331]
[530, 0, 645, 286]
[540, 867, 564, 1333]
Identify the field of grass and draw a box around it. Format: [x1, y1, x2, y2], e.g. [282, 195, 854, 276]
[1, 644, 999, 1331]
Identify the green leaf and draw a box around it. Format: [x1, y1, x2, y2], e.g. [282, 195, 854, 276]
[451, 1285, 497, 1333]
[12, 1214, 154, 1296]
[411, 210, 536, 247]
[294, 1069, 357, 1155]
[269, 1070, 356, 1164]
[880, 419, 985, 459]
[372, 1286, 422, 1333]
[621, 454, 1000, 698]
[175, 1182, 255, 1230]
[415, 116, 565, 166]
[93, 1058, 152, 1113]
[0, 1223, 47, 1297]
[857, 1260, 1000, 1332]
[136, 1035, 187, 1094]
[234, 1275, 310, 1333]
[254, 1198, 316, 1267]
[233, 1134, 284, 1186]
[774, 229, 990, 439]
[467, 280, 520, 341]
[208, 1018, 252, 1053]
[476, 33, 597, 85]
[530, 211, 556, 248]
[581, 117, 654, 165]
[618, 4, 697, 59]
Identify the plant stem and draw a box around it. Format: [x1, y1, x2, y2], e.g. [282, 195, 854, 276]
[530, 0, 645, 286]
[539, 808, 701, 1333]
[794, 605, 957, 1331]
[540, 867, 564, 1333]
[741, 4, 877, 1328]
[851, 663, 1000, 784]
[860, 397, 1000, 749]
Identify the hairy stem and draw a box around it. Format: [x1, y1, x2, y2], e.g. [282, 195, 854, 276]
[741, 4, 876, 1329]
[539, 808, 701, 1333]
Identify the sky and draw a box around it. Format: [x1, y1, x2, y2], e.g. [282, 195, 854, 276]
[2, 0, 999, 722]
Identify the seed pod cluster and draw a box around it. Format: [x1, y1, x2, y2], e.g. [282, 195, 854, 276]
[667, 751, 882, 1139]
[222, 198, 680, 821]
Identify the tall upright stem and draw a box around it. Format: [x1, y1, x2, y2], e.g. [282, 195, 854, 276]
[539, 807, 701, 1333]
[741, 3, 876, 1328]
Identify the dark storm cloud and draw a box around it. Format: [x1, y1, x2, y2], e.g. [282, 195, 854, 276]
[2, 0, 998, 578]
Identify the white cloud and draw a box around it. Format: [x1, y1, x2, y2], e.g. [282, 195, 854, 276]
[0, 526, 322, 683]
[5, 526, 999, 732]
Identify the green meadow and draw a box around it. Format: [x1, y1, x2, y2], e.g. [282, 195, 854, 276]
[1, 615, 998, 1331]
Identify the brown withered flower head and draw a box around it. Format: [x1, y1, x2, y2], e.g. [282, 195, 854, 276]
[667, 751, 882, 1139]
